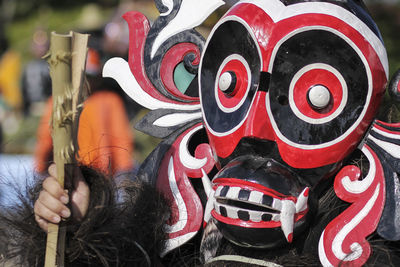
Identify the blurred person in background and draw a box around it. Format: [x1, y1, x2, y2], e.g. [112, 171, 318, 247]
[0, 23, 22, 142]
[34, 42, 135, 178]
[21, 28, 51, 117]
[0, 24, 21, 111]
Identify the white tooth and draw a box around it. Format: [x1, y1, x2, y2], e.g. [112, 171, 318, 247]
[272, 198, 282, 211]
[249, 210, 262, 222]
[215, 186, 223, 197]
[214, 202, 221, 214]
[204, 196, 215, 222]
[226, 206, 238, 219]
[201, 169, 217, 223]
[272, 214, 280, 222]
[280, 200, 296, 243]
[204, 191, 215, 223]
[226, 187, 241, 199]
[249, 191, 263, 204]
[296, 187, 309, 213]
[201, 169, 214, 198]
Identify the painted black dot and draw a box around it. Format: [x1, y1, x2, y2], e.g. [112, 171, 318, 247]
[262, 214, 272, 221]
[262, 195, 273, 206]
[238, 189, 250, 201]
[220, 206, 227, 217]
[220, 186, 229, 197]
[238, 210, 250, 221]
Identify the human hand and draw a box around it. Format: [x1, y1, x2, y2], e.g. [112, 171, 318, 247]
[34, 163, 90, 232]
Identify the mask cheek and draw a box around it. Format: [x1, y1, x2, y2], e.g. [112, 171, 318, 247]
[274, 135, 358, 170]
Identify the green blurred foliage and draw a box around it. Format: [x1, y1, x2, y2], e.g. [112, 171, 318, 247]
[368, 3, 400, 122]
[369, 3, 400, 77]
[3, 0, 118, 20]
[6, 5, 112, 64]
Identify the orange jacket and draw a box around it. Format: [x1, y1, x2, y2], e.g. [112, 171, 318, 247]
[34, 91, 134, 176]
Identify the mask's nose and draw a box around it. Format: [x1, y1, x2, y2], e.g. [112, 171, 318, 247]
[243, 72, 275, 141]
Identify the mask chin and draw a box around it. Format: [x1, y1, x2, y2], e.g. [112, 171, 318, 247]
[210, 155, 315, 248]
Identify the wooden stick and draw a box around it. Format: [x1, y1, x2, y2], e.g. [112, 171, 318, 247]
[45, 31, 88, 267]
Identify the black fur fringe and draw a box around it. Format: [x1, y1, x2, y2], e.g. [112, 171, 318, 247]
[1, 166, 399, 266]
[0, 166, 170, 267]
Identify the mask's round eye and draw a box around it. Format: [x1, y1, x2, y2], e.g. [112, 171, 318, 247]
[218, 71, 237, 94]
[307, 85, 331, 109]
[215, 54, 251, 113]
[287, 63, 347, 122]
[268, 29, 369, 146]
[200, 19, 261, 135]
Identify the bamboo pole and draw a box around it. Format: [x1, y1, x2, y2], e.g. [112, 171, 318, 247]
[45, 31, 88, 267]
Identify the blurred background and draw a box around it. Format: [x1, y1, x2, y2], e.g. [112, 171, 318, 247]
[0, 0, 400, 198]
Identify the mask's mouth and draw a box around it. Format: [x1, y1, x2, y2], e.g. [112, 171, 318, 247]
[201, 156, 312, 247]
[211, 178, 309, 243]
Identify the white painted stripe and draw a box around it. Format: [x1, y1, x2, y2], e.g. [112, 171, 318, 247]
[164, 157, 188, 234]
[161, 231, 198, 257]
[369, 135, 400, 159]
[103, 57, 200, 111]
[153, 112, 202, 127]
[179, 125, 207, 169]
[372, 126, 400, 140]
[331, 184, 380, 261]
[159, 0, 174, 16]
[341, 145, 376, 194]
[318, 230, 334, 267]
[151, 0, 225, 58]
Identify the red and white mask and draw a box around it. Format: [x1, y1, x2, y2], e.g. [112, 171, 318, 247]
[198, 0, 388, 249]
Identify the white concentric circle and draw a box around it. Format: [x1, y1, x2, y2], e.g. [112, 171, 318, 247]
[214, 54, 251, 113]
[288, 63, 348, 124]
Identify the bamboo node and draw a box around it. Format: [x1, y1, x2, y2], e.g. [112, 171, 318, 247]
[56, 51, 72, 65]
